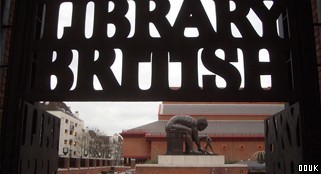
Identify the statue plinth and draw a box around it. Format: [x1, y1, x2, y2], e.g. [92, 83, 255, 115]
[158, 155, 225, 166]
[135, 155, 249, 174]
[166, 129, 184, 155]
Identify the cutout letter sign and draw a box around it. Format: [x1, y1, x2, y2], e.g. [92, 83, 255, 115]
[28, 0, 294, 101]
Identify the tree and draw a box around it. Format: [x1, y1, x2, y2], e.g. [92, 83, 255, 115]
[86, 128, 110, 158]
[76, 129, 91, 157]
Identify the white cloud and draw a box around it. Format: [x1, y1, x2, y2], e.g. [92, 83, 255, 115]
[65, 102, 160, 136]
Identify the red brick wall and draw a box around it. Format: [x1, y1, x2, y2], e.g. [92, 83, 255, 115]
[122, 137, 150, 159]
[123, 135, 264, 163]
[150, 141, 167, 160]
[213, 140, 265, 162]
[149, 140, 265, 162]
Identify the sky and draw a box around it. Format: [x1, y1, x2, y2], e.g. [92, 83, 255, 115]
[55, 0, 274, 136]
[65, 101, 161, 136]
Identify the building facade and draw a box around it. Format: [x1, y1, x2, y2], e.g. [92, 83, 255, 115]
[39, 102, 86, 158]
[109, 133, 123, 166]
[121, 102, 284, 164]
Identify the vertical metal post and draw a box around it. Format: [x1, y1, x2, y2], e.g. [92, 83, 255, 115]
[290, 0, 321, 165]
[0, 0, 39, 173]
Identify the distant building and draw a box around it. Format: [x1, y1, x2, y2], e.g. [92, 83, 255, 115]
[39, 101, 122, 163]
[109, 133, 123, 166]
[38, 102, 85, 158]
[121, 102, 284, 164]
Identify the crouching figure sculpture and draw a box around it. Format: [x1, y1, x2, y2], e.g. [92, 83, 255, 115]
[165, 115, 210, 155]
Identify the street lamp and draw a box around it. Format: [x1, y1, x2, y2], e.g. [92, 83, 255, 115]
[84, 149, 88, 157]
[63, 146, 72, 169]
[63, 146, 72, 157]
[63, 147, 69, 155]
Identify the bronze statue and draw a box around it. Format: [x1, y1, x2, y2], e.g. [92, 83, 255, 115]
[165, 115, 208, 154]
[200, 134, 215, 154]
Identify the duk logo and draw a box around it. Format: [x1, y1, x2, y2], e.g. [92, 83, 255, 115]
[298, 164, 318, 172]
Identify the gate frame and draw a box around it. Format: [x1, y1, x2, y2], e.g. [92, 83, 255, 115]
[1, 0, 321, 173]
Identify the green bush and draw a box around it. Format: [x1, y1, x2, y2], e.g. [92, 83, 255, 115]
[144, 159, 158, 164]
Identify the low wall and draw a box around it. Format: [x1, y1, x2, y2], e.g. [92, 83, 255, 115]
[136, 164, 249, 174]
[57, 166, 131, 174]
[58, 167, 110, 174]
[57, 157, 130, 174]
[58, 157, 111, 168]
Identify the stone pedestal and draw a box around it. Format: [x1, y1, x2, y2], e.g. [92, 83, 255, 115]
[166, 130, 184, 155]
[135, 155, 248, 174]
[158, 155, 224, 166]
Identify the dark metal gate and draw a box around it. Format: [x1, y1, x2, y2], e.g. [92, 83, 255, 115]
[19, 102, 60, 174]
[265, 103, 301, 173]
[1, 0, 321, 174]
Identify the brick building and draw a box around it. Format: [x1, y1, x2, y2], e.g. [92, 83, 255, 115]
[121, 102, 284, 164]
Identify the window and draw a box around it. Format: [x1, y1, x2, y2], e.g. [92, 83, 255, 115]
[70, 122, 75, 130]
[64, 129, 68, 134]
[64, 140, 67, 144]
[65, 119, 68, 123]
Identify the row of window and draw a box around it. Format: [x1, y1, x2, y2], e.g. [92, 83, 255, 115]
[63, 118, 78, 127]
[64, 129, 78, 136]
[64, 139, 77, 146]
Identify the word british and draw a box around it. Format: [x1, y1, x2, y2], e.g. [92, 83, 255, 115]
[29, 0, 293, 101]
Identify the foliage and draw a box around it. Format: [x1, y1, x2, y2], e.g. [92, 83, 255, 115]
[77, 127, 111, 158]
[253, 151, 265, 163]
[225, 159, 239, 164]
[144, 159, 158, 164]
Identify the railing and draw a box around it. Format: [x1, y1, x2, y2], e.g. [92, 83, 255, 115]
[57, 157, 130, 174]
[58, 157, 112, 169]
